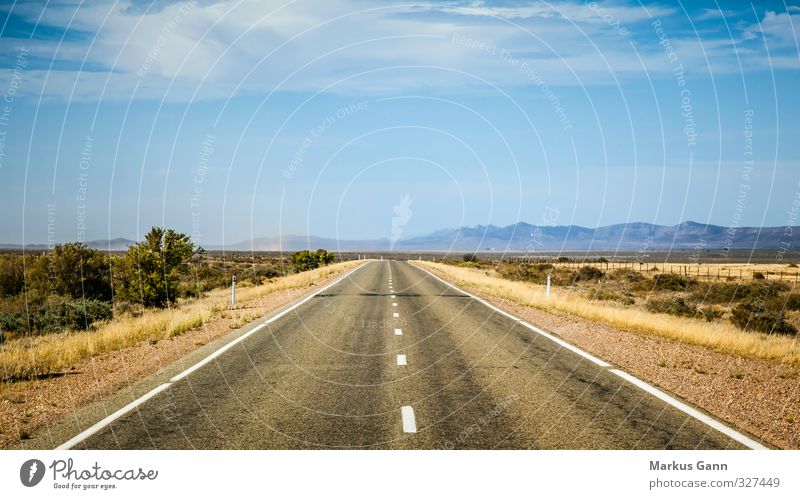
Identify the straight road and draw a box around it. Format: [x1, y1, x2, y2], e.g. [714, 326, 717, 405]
[68, 260, 754, 449]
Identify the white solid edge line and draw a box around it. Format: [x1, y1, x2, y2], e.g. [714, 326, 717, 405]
[394, 328, 403, 335]
[56, 383, 171, 450]
[397, 354, 407, 366]
[401, 406, 417, 433]
[610, 369, 767, 450]
[413, 263, 607, 368]
[410, 262, 766, 450]
[57, 261, 369, 450]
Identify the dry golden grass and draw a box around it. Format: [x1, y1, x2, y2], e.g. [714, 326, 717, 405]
[0, 261, 361, 380]
[548, 260, 800, 282]
[418, 261, 800, 365]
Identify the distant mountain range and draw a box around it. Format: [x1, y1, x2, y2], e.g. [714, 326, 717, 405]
[0, 238, 136, 252]
[3, 222, 798, 252]
[210, 221, 798, 252]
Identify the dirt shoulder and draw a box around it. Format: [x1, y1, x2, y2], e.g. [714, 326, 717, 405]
[421, 263, 800, 449]
[0, 262, 359, 449]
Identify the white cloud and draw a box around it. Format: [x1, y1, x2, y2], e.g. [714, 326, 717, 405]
[0, 0, 796, 102]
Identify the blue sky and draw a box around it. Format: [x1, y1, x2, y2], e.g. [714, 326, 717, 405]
[0, 0, 798, 245]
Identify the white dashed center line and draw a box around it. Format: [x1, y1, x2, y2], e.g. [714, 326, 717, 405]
[401, 406, 417, 433]
[396, 354, 407, 366]
[392, 302, 398, 307]
[394, 328, 402, 335]
[393, 312, 399, 318]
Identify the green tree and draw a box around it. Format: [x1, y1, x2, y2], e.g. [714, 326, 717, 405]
[315, 248, 335, 265]
[291, 249, 335, 273]
[0, 254, 25, 297]
[48, 243, 112, 301]
[116, 227, 198, 308]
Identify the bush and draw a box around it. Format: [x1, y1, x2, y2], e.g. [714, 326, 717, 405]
[290, 249, 335, 273]
[648, 274, 697, 291]
[575, 266, 604, 282]
[785, 294, 800, 311]
[462, 253, 479, 263]
[586, 288, 634, 305]
[48, 243, 113, 301]
[752, 271, 765, 280]
[646, 297, 698, 318]
[0, 254, 25, 297]
[730, 303, 797, 335]
[0, 298, 112, 335]
[699, 307, 723, 322]
[693, 281, 787, 304]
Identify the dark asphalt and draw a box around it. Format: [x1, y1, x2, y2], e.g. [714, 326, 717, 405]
[74, 260, 749, 449]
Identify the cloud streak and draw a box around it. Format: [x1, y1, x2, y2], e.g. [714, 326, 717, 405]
[0, 0, 797, 102]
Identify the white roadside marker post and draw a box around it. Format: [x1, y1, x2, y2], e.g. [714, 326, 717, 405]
[546, 273, 551, 300]
[231, 273, 237, 306]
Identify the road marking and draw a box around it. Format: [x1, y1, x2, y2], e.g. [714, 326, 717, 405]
[610, 369, 767, 449]
[391, 294, 396, 298]
[414, 263, 609, 367]
[401, 406, 417, 433]
[397, 354, 407, 366]
[410, 262, 767, 450]
[394, 328, 402, 335]
[393, 312, 399, 318]
[56, 261, 369, 450]
[56, 383, 172, 450]
[392, 302, 398, 307]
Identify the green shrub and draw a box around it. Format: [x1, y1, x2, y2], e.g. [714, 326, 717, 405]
[699, 307, 723, 322]
[648, 274, 698, 291]
[752, 271, 766, 280]
[693, 281, 787, 304]
[575, 266, 604, 282]
[0, 298, 112, 335]
[646, 297, 698, 318]
[730, 303, 797, 335]
[290, 249, 335, 273]
[784, 294, 800, 311]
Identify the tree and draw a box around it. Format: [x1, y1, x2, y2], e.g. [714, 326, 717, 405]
[115, 227, 198, 308]
[48, 243, 112, 301]
[291, 249, 335, 273]
[315, 248, 335, 265]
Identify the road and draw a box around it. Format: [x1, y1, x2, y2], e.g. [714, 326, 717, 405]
[67, 260, 754, 449]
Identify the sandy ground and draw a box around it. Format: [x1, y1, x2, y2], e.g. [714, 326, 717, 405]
[0, 270, 347, 449]
[424, 266, 800, 449]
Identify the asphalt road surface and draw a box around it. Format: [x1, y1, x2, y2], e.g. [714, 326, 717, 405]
[70, 260, 752, 449]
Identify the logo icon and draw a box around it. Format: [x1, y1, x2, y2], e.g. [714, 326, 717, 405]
[20, 459, 45, 487]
